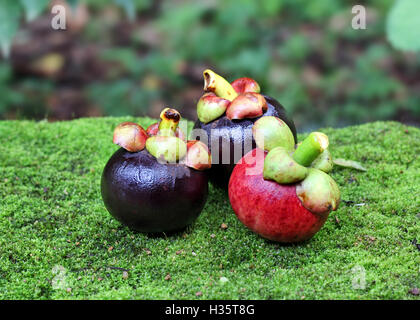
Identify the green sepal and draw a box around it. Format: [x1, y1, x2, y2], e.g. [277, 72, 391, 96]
[263, 147, 309, 184]
[146, 136, 187, 163]
[311, 148, 333, 173]
[252, 116, 295, 152]
[197, 93, 230, 124]
[296, 168, 340, 215]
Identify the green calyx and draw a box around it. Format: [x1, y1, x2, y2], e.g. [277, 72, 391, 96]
[146, 136, 187, 163]
[263, 131, 330, 184]
[197, 93, 230, 124]
[296, 168, 340, 215]
[198, 69, 266, 122]
[146, 107, 187, 163]
[252, 116, 295, 152]
[310, 148, 333, 173]
[261, 129, 340, 214]
[185, 140, 212, 170]
[113, 122, 148, 152]
[263, 147, 309, 184]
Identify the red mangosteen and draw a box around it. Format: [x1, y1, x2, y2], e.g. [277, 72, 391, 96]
[228, 117, 340, 243]
[192, 69, 297, 189]
[101, 108, 211, 233]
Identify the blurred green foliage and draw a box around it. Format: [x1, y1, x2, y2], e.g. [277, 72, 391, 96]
[0, 64, 22, 116]
[0, 0, 419, 129]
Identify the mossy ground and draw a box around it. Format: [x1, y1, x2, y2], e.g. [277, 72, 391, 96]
[0, 118, 419, 300]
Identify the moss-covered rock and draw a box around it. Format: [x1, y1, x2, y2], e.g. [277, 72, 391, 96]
[0, 119, 419, 299]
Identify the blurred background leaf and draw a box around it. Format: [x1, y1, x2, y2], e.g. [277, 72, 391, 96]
[0, 2, 21, 57]
[386, 0, 420, 51]
[114, 0, 135, 21]
[20, 0, 50, 21]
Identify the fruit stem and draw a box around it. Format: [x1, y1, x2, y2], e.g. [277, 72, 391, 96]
[293, 132, 329, 167]
[158, 108, 181, 136]
[203, 69, 238, 101]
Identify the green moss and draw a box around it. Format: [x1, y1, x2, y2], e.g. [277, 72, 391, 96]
[0, 119, 419, 299]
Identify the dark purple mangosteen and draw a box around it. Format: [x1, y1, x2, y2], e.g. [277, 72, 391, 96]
[101, 108, 211, 233]
[191, 70, 297, 189]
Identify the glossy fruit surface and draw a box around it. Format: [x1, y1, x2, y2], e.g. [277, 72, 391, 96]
[101, 148, 208, 232]
[228, 149, 330, 242]
[193, 96, 297, 188]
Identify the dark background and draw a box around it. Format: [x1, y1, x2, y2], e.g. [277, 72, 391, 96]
[1, 0, 419, 131]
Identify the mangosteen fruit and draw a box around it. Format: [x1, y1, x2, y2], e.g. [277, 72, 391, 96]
[192, 69, 297, 189]
[228, 118, 340, 243]
[101, 108, 211, 233]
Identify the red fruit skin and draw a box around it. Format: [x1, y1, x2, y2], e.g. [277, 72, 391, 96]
[228, 149, 329, 242]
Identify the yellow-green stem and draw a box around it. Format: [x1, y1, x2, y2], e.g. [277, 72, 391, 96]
[293, 132, 329, 167]
[203, 69, 238, 101]
[158, 108, 181, 136]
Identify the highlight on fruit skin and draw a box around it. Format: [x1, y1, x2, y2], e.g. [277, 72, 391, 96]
[185, 140, 212, 170]
[113, 122, 148, 152]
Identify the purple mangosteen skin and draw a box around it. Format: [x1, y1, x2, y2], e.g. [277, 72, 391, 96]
[101, 148, 208, 233]
[192, 96, 297, 188]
